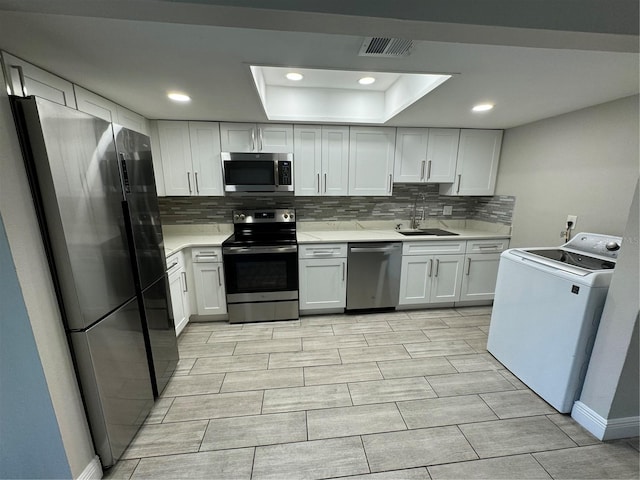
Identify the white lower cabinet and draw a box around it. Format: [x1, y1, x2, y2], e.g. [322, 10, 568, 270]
[459, 238, 510, 302]
[299, 244, 347, 312]
[191, 247, 227, 316]
[167, 251, 190, 336]
[399, 254, 464, 305]
[399, 240, 467, 306]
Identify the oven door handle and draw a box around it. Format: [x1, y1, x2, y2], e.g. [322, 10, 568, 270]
[223, 245, 297, 255]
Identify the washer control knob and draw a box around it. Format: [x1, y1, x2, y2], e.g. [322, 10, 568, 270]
[605, 241, 620, 251]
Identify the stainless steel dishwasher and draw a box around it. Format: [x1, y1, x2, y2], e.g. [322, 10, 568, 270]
[346, 242, 402, 311]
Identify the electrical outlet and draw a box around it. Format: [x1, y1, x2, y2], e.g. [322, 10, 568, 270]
[443, 205, 453, 215]
[566, 215, 577, 226]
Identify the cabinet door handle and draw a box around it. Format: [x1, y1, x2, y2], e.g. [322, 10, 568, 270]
[217, 266, 222, 286]
[10, 65, 27, 96]
[317, 173, 320, 193]
[194, 172, 199, 194]
[324, 173, 327, 193]
[187, 172, 192, 194]
[435, 259, 440, 277]
[427, 160, 432, 180]
[456, 174, 462, 194]
[420, 160, 426, 180]
[181, 271, 188, 292]
[258, 127, 263, 151]
[428, 258, 433, 277]
[466, 257, 471, 275]
[478, 245, 500, 250]
[388, 174, 393, 193]
[342, 261, 346, 282]
[251, 128, 256, 151]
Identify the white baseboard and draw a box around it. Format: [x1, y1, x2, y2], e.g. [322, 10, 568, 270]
[76, 455, 102, 480]
[572, 401, 640, 440]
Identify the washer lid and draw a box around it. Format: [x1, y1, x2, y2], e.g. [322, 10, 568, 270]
[523, 249, 616, 271]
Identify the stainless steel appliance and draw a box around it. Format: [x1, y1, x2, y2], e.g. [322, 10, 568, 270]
[222, 209, 298, 323]
[222, 152, 294, 194]
[488, 233, 621, 412]
[11, 97, 178, 468]
[346, 242, 402, 311]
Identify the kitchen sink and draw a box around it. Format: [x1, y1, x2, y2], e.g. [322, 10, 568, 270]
[398, 228, 459, 236]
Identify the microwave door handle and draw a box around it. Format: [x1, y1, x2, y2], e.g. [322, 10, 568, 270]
[251, 128, 256, 151]
[274, 161, 279, 187]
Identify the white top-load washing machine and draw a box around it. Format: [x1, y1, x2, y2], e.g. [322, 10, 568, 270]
[487, 232, 622, 413]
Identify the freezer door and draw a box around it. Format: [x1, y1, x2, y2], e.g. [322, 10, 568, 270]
[141, 275, 179, 397]
[15, 97, 136, 330]
[115, 126, 166, 288]
[70, 297, 154, 468]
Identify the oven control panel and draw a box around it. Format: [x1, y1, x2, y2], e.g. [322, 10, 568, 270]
[233, 209, 295, 223]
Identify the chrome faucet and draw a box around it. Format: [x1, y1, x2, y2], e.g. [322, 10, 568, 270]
[410, 193, 426, 229]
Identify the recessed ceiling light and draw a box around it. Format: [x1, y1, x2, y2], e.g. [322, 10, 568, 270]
[472, 103, 494, 112]
[167, 92, 191, 102]
[286, 72, 304, 81]
[358, 76, 376, 85]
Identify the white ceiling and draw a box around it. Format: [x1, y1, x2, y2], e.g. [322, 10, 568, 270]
[0, 0, 637, 128]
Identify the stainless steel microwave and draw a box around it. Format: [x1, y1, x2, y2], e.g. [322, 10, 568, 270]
[221, 152, 294, 195]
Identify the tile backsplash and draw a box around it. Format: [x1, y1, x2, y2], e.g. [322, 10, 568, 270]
[158, 184, 515, 226]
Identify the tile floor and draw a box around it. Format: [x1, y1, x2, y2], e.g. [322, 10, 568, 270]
[105, 307, 640, 479]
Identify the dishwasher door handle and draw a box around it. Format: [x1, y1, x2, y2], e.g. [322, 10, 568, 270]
[349, 245, 400, 254]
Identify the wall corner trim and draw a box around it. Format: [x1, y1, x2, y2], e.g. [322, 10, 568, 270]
[76, 455, 102, 480]
[572, 401, 640, 440]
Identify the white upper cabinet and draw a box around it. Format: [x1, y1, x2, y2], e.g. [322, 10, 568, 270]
[74, 86, 149, 135]
[294, 125, 349, 196]
[74, 85, 117, 122]
[115, 105, 149, 135]
[157, 121, 223, 197]
[220, 122, 293, 153]
[348, 126, 396, 196]
[2, 52, 77, 108]
[440, 129, 503, 196]
[394, 128, 459, 183]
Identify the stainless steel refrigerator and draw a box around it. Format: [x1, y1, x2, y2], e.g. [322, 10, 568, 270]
[11, 96, 179, 468]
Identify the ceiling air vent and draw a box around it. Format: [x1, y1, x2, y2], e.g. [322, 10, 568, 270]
[359, 37, 414, 57]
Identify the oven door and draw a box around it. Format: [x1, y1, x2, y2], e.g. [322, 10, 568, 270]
[223, 245, 298, 302]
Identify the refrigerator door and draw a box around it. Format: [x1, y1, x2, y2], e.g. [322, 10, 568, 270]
[14, 97, 136, 330]
[70, 297, 154, 468]
[114, 126, 166, 289]
[141, 275, 179, 396]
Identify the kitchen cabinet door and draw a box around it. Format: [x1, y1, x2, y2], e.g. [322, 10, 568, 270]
[192, 262, 227, 316]
[157, 121, 193, 196]
[398, 255, 434, 305]
[321, 126, 350, 196]
[430, 254, 464, 303]
[74, 85, 117, 122]
[441, 129, 503, 196]
[188, 121, 223, 196]
[426, 128, 459, 183]
[258, 124, 294, 153]
[2, 52, 77, 108]
[116, 105, 149, 135]
[348, 127, 395, 196]
[220, 122, 293, 152]
[167, 252, 190, 336]
[394, 128, 429, 183]
[294, 125, 322, 196]
[299, 258, 347, 310]
[394, 128, 459, 184]
[460, 253, 501, 302]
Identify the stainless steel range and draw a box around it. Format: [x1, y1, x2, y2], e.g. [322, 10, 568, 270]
[222, 209, 299, 323]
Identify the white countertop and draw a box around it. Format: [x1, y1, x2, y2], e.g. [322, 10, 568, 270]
[162, 220, 510, 256]
[296, 228, 510, 244]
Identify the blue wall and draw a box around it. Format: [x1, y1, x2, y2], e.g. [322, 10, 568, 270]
[0, 214, 71, 479]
